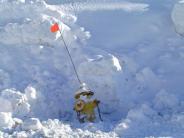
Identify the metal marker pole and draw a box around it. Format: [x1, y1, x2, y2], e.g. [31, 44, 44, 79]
[97, 104, 103, 121]
[59, 30, 82, 85]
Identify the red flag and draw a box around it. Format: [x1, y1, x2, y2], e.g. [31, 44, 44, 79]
[50, 23, 60, 33]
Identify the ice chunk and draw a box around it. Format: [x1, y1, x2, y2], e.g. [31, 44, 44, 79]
[172, 2, 184, 36]
[12, 131, 28, 138]
[22, 118, 42, 131]
[25, 86, 37, 101]
[110, 54, 122, 71]
[0, 112, 14, 129]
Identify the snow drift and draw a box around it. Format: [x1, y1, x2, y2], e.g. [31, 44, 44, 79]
[0, 0, 184, 137]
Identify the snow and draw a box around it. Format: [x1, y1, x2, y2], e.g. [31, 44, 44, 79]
[0, 89, 30, 118]
[22, 118, 42, 131]
[0, 0, 183, 137]
[60, 1, 149, 12]
[25, 86, 37, 100]
[110, 54, 122, 71]
[172, 1, 184, 36]
[0, 112, 14, 129]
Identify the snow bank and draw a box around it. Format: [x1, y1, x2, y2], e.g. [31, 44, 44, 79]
[0, 0, 123, 137]
[0, 0, 184, 137]
[0, 0, 123, 120]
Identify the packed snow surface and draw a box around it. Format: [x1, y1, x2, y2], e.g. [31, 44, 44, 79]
[0, 0, 184, 137]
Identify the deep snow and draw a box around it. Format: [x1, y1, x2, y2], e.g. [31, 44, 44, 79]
[0, 0, 184, 137]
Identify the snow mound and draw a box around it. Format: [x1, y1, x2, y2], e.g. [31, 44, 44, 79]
[0, 89, 30, 118]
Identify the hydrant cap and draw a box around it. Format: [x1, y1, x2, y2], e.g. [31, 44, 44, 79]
[77, 83, 91, 93]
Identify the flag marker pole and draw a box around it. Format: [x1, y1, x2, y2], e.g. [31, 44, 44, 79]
[59, 30, 82, 85]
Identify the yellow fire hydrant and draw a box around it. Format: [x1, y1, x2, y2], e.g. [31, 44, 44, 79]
[73, 83, 102, 123]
